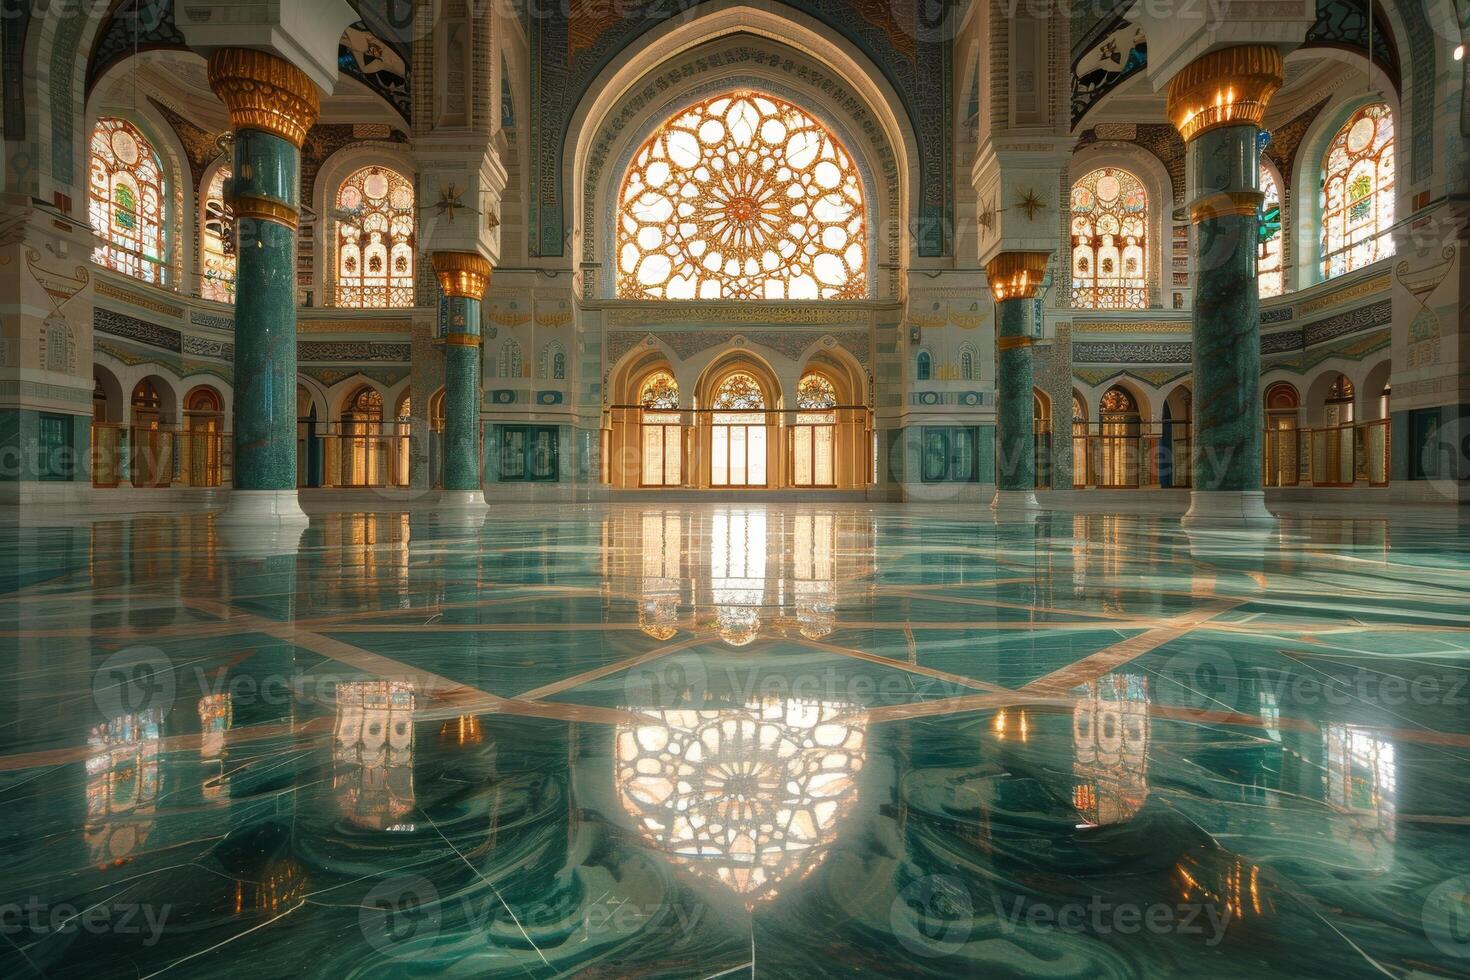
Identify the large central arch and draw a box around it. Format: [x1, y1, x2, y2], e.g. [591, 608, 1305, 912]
[566, 3, 919, 300]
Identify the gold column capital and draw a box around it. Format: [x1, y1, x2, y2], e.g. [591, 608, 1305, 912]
[431, 251, 492, 299]
[207, 49, 320, 147]
[985, 251, 1051, 302]
[1166, 45, 1284, 143]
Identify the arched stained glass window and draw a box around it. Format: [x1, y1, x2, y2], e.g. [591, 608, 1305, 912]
[1070, 167, 1147, 309]
[640, 371, 680, 409]
[616, 91, 867, 300]
[90, 117, 167, 284]
[1258, 165, 1283, 298]
[1321, 103, 1395, 280]
[336, 166, 416, 307]
[796, 374, 837, 410]
[916, 351, 931, 381]
[201, 168, 235, 303]
[713, 372, 766, 410]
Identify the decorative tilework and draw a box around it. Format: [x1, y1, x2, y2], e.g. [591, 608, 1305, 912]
[94, 309, 181, 352]
[1072, 341, 1192, 364]
[181, 336, 234, 361]
[1302, 299, 1391, 347]
[1260, 307, 1294, 325]
[189, 311, 235, 332]
[298, 342, 412, 362]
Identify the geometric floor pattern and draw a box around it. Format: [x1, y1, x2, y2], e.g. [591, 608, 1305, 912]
[1, 503, 1468, 977]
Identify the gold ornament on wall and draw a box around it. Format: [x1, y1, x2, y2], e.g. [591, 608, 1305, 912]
[1016, 189, 1047, 221]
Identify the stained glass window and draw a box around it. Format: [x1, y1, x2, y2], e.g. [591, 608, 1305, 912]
[796, 374, 837, 410]
[711, 373, 767, 487]
[1070, 167, 1147, 309]
[1321, 103, 1395, 280]
[201, 168, 236, 303]
[640, 371, 680, 409]
[89, 117, 167, 284]
[336, 166, 416, 307]
[794, 374, 837, 487]
[712, 372, 766, 411]
[616, 91, 867, 300]
[1258, 165, 1283, 298]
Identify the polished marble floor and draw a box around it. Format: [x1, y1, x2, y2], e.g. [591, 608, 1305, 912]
[1, 502, 1469, 978]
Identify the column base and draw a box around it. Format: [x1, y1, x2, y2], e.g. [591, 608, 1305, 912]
[426, 489, 488, 510]
[216, 489, 310, 529]
[991, 489, 1042, 512]
[1180, 490, 1276, 530]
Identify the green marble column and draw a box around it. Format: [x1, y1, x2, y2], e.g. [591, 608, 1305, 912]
[1166, 45, 1283, 528]
[986, 252, 1048, 510]
[431, 252, 491, 501]
[1188, 124, 1265, 494]
[206, 49, 319, 520]
[995, 299, 1035, 492]
[230, 128, 301, 489]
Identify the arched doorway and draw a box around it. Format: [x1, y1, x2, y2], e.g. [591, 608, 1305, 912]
[1161, 386, 1191, 489]
[182, 385, 224, 487]
[639, 371, 683, 487]
[1071, 391, 1088, 488]
[1097, 385, 1141, 488]
[393, 391, 412, 487]
[92, 368, 124, 487]
[1033, 389, 1052, 489]
[791, 373, 838, 488]
[1320, 374, 1355, 485]
[1263, 382, 1300, 486]
[297, 385, 322, 488]
[707, 370, 772, 488]
[340, 385, 385, 487]
[426, 387, 446, 489]
[129, 377, 172, 487]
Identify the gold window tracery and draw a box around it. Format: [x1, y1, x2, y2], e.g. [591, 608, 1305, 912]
[616, 91, 867, 300]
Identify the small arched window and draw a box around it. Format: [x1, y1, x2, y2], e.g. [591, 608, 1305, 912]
[712, 372, 766, 411]
[1100, 386, 1138, 417]
[916, 351, 931, 382]
[1070, 167, 1147, 309]
[1258, 165, 1283, 298]
[201, 168, 236, 303]
[959, 347, 975, 381]
[498, 341, 523, 379]
[89, 117, 167, 284]
[640, 371, 680, 409]
[796, 374, 838, 410]
[336, 166, 416, 308]
[1321, 103, 1395, 280]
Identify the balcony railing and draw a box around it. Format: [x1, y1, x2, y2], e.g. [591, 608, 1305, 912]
[1264, 419, 1389, 487]
[92, 423, 232, 488]
[1071, 422, 1193, 489]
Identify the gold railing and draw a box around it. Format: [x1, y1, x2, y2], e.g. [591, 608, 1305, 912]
[1071, 422, 1193, 489]
[91, 423, 232, 488]
[1264, 419, 1389, 487]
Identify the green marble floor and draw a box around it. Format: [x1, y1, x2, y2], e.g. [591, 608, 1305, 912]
[1, 503, 1469, 978]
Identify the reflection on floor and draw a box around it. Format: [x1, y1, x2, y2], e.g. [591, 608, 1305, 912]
[2, 503, 1469, 977]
